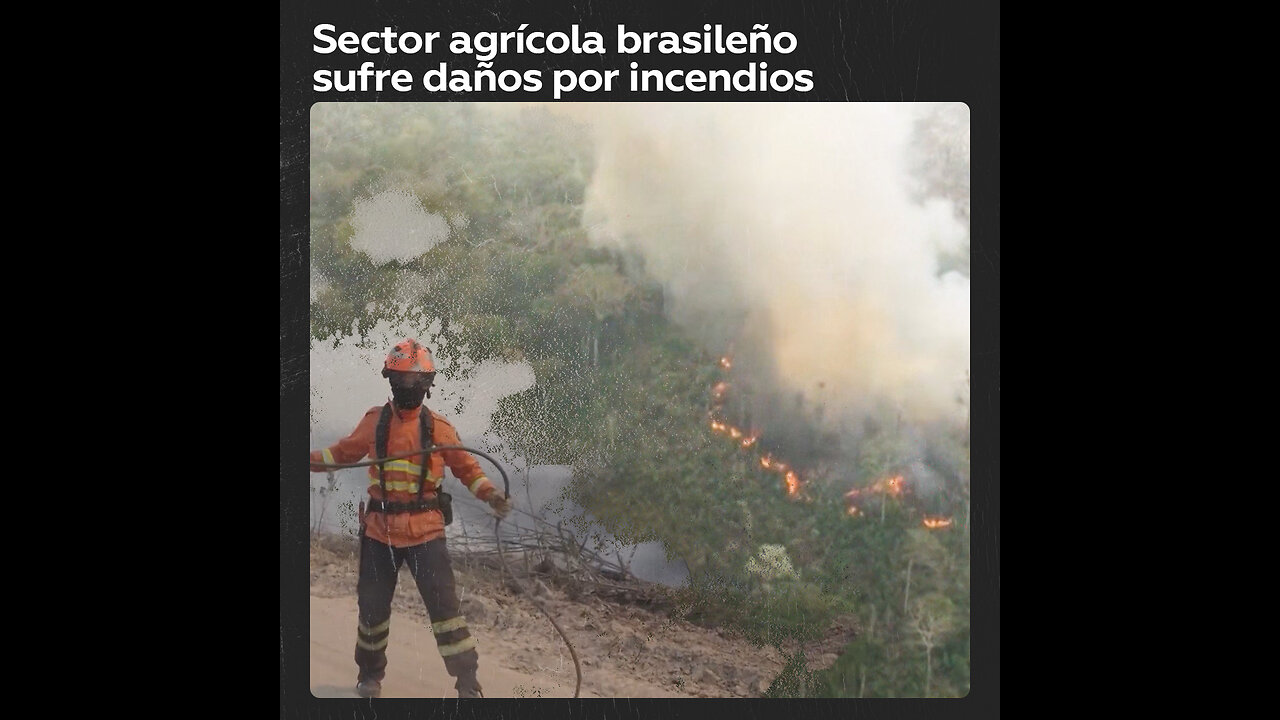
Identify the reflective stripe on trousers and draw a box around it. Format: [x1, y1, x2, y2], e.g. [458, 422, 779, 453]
[354, 534, 479, 683]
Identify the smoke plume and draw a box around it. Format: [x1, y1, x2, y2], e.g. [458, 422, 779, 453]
[536, 102, 970, 424]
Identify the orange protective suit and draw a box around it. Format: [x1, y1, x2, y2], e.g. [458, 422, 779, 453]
[309, 404, 496, 547]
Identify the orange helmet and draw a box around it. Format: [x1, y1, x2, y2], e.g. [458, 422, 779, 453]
[382, 338, 435, 374]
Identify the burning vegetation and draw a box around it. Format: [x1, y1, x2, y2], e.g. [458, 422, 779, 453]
[844, 474, 954, 530]
[708, 355, 802, 498]
[709, 354, 953, 528]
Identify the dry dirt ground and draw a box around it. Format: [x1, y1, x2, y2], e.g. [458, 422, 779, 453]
[308, 533, 802, 698]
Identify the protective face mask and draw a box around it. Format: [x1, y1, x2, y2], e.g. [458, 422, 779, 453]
[391, 384, 429, 409]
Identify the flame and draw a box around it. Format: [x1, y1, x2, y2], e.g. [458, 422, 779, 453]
[709, 350, 806, 500]
[844, 474, 917, 519]
[865, 474, 905, 497]
[709, 350, 960, 519]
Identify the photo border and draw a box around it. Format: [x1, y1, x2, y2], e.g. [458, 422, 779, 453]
[281, 1, 999, 717]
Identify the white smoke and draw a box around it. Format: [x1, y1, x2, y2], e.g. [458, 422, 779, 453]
[310, 317, 535, 444]
[349, 188, 451, 263]
[528, 102, 970, 423]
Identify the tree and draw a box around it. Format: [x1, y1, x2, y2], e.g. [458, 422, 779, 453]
[557, 263, 635, 367]
[908, 593, 957, 697]
[901, 528, 948, 613]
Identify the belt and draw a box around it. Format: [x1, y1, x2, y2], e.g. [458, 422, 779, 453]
[365, 497, 441, 514]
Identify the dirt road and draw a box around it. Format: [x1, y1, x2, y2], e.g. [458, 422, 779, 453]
[308, 536, 789, 698]
[310, 594, 630, 698]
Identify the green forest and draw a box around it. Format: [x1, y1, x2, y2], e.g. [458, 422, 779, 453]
[309, 103, 971, 698]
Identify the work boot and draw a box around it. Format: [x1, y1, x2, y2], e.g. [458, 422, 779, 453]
[356, 678, 382, 698]
[455, 675, 484, 698]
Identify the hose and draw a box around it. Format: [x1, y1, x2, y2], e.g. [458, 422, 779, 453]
[312, 444, 583, 698]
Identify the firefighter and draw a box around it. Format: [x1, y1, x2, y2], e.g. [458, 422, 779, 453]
[309, 338, 511, 698]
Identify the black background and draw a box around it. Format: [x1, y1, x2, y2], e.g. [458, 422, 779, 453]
[280, 0, 999, 717]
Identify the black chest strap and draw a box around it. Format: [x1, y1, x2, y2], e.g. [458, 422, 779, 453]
[374, 403, 434, 500]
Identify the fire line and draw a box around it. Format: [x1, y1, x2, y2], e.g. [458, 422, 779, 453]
[707, 353, 953, 528]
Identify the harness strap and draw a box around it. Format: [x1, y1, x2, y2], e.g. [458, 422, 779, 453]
[374, 404, 393, 499]
[374, 402, 435, 500]
[418, 407, 433, 500]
